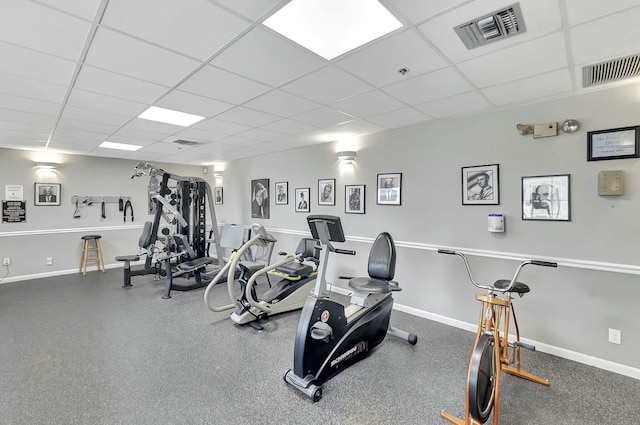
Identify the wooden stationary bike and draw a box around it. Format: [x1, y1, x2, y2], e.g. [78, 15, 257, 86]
[438, 249, 557, 424]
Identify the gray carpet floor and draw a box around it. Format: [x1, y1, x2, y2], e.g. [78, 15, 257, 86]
[1, 269, 638, 425]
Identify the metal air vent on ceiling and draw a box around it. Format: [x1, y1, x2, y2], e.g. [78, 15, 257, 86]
[583, 54, 640, 87]
[454, 3, 526, 50]
[173, 139, 200, 147]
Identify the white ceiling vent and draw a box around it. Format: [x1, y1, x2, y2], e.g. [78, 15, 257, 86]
[454, 3, 526, 50]
[583, 54, 640, 87]
[172, 139, 201, 147]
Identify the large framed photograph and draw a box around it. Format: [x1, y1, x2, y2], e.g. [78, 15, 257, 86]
[34, 182, 61, 206]
[251, 179, 269, 219]
[587, 126, 640, 161]
[295, 187, 310, 213]
[462, 164, 499, 205]
[522, 174, 570, 221]
[377, 173, 401, 205]
[318, 178, 335, 205]
[214, 187, 223, 205]
[275, 181, 288, 205]
[345, 185, 365, 214]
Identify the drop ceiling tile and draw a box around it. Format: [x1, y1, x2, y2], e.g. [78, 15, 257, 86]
[141, 141, 194, 154]
[34, 0, 102, 21]
[326, 119, 385, 137]
[51, 128, 107, 143]
[419, 0, 562, 64]
[0, 109, 57, 127]
[218, 135, 263, 147]
[366, 107, 431, 129]
[243, 90, 320, 117]
[382, 67, 472, 105]
[214, 0, 284, 20]
[457, 33, 567, 88]
[281, 66, 373, 104]
[111, 127, 169, 142]
[238, 127, 285, 142]
[331, 90, 406, 118]
[0, 72, 67, 103]
[0, 93, 59, 116]
[214, 106, 281, 127]
[261, 118, 317, 135]
[382, 0, 469, 24]
[0, 128, 49, 143]
[83, 27, 200, 87]
[190, 118, 251, 136]
[571, 7, 640, 65]
[61, 105, 132, 127]
[106, 134, 157, 147]
[291, 107, 354, 128]
[0, 1, 91, 60]
[67, 89, 147, 116]
[0, 42, 76, 85]
[212, 27, 326, 87]
[156, 90, 234, 118]
[57, 118, 119, 135]
[74, 66, 169, 104]
[415, 91, 492, 118]
[0, 121, 52, 134]
[101, 0, 250, 61]
[336, 29, 448, 87]
[482, 69, 572, 106]
[564, 0, 640, 25]
[46, 143, 93, 154]
[178, 65, 271, 104]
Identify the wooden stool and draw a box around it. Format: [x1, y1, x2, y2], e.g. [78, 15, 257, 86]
[80, 235, 105, 275]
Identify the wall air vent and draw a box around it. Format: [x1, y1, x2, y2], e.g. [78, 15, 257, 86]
[583, 54, 640, 87]
[454, 3, 526, 50]
[172, 139, 200, 146]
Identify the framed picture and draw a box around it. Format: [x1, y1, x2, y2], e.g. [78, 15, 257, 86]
[461, 164, 500, 205]
[587, 126, 640, 161]
[214, 187, 223, 205]
[34, 182, 61, 206]
[318, 178, 335, 205]
[345, 185, 365, 214]
[522, 174, 570, 221]
[294, 187, 310, 213]
[275, 181, 288, 205]
[377, 173, 401, 205]
[251, 179, 269, 219]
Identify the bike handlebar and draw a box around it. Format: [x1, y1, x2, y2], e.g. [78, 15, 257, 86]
[437, 249, 557, 293]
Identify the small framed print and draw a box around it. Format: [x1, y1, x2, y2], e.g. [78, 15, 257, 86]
[462, 164, 500, 205]
[295, 187, 310, 213]
[318, 178, 335, 205]
[587, 126, 640, 161]
[522, 174, 570, 221]
[345, 185, 365, 214]
[34, 182, 61, 206]
[251, 179, 269, 219]
[377, 173, 401, 205]
[214, 187, 223, 205]
[275, 181, 288, 205]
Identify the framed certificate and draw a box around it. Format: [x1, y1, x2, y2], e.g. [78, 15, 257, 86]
[587, 126, 639, 161]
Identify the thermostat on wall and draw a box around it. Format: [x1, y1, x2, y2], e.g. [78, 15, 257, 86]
[598, 170, 624, 196]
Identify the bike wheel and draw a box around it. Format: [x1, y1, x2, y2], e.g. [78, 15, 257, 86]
[468, 334, 496, 423]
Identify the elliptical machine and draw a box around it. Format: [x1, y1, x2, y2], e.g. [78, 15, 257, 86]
[284, 215, 417, 402]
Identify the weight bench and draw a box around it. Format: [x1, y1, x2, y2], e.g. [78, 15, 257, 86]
[162, 233, 215, 299]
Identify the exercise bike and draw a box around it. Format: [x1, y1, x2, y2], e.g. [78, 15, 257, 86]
[284, 215, 417, 402]
[204, 223, 318, 330]
[438, 249, 557, 424]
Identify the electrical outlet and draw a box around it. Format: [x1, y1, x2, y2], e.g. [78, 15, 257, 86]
[608, 328, 621, 344]
[46, 257, 53, 266]
[3, 258, 10, 266]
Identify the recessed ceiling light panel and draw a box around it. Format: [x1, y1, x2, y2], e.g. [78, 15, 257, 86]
[138, 106, 205, 127]
[99, 141, 142, 151]
[264, 0, 402, 60]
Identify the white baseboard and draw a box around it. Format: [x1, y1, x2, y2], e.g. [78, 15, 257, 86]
[0, 263, 123, 284]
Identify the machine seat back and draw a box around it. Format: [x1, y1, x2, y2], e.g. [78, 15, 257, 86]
[348, 232, 398, 295]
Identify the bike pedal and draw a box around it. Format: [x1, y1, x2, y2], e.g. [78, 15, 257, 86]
[514, 341, 536, 351]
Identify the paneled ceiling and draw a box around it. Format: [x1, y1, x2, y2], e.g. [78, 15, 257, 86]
[1, 0, 639, 165]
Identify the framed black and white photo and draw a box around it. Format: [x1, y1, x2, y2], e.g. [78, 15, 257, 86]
[522, 174, 570, 221]
[251, 179, 269, 219]
[587, 126, 640, 161]
[345, 185, 365, 214]
[462, 164, 500, 205]
[214, 187, 223, 205]
[318, 178, 335, 205]
[34, 182, 61, 206]
[275, 181, 288, 205]
[376, 173, 401, 205]
[294, 187, 310, 213]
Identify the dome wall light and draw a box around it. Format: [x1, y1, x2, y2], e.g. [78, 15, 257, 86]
[336, 151, 357, 163]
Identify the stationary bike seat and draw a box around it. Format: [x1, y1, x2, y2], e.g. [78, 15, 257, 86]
[348, 277, 392, 294]
[493, 279, 530, 294]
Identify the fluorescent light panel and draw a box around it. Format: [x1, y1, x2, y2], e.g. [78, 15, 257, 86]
[99, 141, 142, 151]
[138, 106, 205, 127]
[264, 0, 402, 60]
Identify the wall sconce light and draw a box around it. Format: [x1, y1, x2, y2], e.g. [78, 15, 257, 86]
[516, 119, 580, 138]
[336, 151, 356, 163]
[35, 162, 59, 170]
